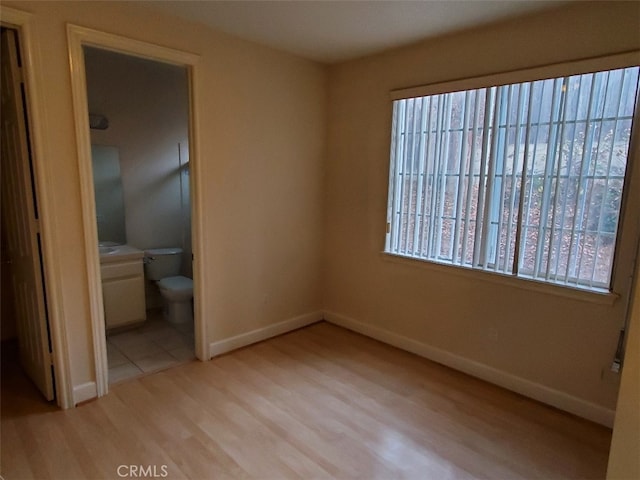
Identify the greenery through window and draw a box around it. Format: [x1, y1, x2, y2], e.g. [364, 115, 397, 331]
[385, 66, 640, 291]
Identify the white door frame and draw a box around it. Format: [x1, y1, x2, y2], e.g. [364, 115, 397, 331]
[0, 7, 73, 408]
[67, 24, 208, 397]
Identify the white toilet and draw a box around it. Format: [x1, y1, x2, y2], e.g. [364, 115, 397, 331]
[143, 247, 193, 324]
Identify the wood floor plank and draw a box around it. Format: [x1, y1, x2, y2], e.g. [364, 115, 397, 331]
[213, 353, 411, 479]
[231, 342, 475, 479]
[139, 371, 271, 480]
[62, 402, 136, 479]
[96, 385, 188, 477]
[201, 358, 375, 478]
[167, 363, 314, 478]
[269, 326, 610, 479]
[266, 330, 526, 479]
[1, 322, 612, 479]
[1, 418, 36, 479]
[141, 374, 256, 480]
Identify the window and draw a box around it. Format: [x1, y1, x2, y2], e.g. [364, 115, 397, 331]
[385, 65, 640, 292]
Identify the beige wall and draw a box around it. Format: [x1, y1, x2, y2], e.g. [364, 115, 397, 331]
[324, 1, 640, 411]
[4, 1, 326, 394]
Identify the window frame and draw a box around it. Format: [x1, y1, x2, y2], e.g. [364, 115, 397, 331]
[384, 51, 640, 301]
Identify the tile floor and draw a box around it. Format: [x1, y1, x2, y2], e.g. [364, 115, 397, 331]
[107, 309, 195, 384]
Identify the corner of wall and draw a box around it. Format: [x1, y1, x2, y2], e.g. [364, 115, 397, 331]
[324, 310, 616, 427]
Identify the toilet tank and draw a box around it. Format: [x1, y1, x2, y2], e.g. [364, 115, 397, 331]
[144, 248, 183, 281]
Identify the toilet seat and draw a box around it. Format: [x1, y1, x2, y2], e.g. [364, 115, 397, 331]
[158, 275, 193, 294]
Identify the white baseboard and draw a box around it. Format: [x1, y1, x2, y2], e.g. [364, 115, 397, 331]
[324, 311, 615, 427]
[209, 311, 323, 358]
[73, 381, 97, 405]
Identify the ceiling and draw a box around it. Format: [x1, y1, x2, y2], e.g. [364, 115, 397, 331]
[146, 0, 564, 64]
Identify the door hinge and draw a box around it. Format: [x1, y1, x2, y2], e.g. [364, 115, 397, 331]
[386, 222, 391, 234]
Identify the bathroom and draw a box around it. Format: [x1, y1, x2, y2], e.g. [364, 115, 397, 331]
[85, 46, 195, 384]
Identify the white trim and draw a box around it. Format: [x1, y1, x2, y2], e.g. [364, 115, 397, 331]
[65, 25, 199, 66]
[1, 6, 74, 409]
[187, 48, 208, 362]
[209, 311, 323, 357]
[381, 252, 619, 306]
[67, 24, 108, 399]
[66, 24, 206, 400]
[391, 50, 640, 100]
[324, 311, 616, 427]
[73, 382, 97, 405]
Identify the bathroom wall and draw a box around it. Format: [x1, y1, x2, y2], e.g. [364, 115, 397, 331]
[86, 47, 193, 278]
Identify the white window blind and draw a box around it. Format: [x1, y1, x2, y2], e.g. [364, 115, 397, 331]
[385, 66, 640, 291]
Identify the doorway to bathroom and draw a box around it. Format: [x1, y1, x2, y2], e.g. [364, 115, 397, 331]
[68, 25, 206, 397]
[84, 46, 195, 384]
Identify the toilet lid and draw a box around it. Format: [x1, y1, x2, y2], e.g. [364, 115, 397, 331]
[158, 275, 193, 293]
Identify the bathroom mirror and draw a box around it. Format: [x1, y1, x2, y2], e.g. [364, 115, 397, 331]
[91, 144, 126, 245]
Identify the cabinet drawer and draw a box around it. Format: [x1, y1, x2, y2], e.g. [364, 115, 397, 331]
[101, 261, 143, 280]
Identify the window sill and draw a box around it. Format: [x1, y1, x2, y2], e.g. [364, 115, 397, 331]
[380, 252, 619, 306]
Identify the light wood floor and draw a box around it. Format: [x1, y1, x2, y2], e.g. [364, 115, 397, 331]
[1, 322, 611, 479]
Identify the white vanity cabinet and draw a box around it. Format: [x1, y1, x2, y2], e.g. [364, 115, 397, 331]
[100, 246, 146, 329]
